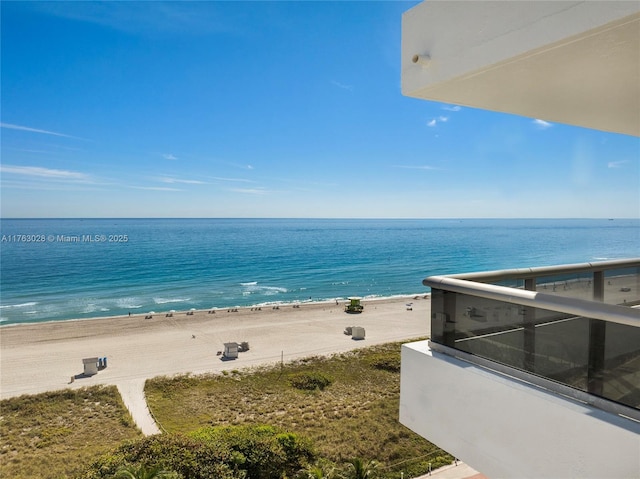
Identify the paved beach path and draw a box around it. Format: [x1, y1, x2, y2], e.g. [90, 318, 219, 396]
[117, 379, 162, 435]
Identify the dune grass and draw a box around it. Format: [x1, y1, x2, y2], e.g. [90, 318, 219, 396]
[146, 341, 452, 478]
[0, 386, 142, 479]
[0, 341, 450, 479]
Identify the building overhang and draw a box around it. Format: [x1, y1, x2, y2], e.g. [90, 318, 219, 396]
[401, 1, 640, 136]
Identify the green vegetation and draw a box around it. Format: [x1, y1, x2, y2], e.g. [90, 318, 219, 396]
[288, 372, 334, 391]
[1, 341, 452, 479]
[190, 425, 315, 479]
[83, 433, 235, 479]
[113, 464, 180, 479]
[0, 386, 142, 479]
[145, 341, 452, 479]
[343, 458, 379, 479]
[83, 425, 315, 479]
[365, 351, 401, 373]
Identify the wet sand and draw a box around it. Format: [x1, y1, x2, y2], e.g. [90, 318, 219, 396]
[0, 296, 431, 399]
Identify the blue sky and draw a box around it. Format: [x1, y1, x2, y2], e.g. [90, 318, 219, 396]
[1, 1, 638, 219]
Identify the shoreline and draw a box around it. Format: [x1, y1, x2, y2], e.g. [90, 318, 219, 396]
[0, 295, 431, 400]
[0, 293, 430, 328]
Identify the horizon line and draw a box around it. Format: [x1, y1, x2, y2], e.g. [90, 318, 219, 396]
[1, 217, 638, 221]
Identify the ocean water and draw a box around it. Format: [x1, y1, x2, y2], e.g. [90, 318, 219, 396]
[1, 218, 638, 325]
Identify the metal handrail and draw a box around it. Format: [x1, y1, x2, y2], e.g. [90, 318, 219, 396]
[423, 275, 640, 328]
[445, 258, 640, 282]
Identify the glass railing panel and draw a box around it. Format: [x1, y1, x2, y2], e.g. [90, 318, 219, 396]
[604, 267, 640, 306]
[603, 322, 640, 408]
[534, 272, 595, 300]
[531, 315, 590, 391]
[430, 288, 640, 410]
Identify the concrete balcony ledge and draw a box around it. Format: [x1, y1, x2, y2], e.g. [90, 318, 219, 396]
[400, 340, 640, 479]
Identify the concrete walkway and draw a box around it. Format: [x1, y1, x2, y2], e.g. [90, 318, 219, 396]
[116, 379, 162, 436]
[418, 462, 486, 479]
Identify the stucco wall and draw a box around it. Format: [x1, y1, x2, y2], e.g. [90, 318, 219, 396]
[399, 340, 640, 478]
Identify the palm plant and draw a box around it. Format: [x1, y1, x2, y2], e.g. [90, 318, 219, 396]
[113, 464, 180, 479]
[342, 458, 378, 479]
[304, 460, 337, 479]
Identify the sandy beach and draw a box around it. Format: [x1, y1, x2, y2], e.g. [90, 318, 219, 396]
[0, 296, 431, 400]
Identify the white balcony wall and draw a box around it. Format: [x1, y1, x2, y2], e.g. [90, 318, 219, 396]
[400, 340, 640, 479]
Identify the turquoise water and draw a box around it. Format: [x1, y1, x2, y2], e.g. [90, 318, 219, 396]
[1, 218, 638, 325]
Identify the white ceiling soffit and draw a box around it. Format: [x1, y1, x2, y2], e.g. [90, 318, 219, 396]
[402, 1, 640, 137]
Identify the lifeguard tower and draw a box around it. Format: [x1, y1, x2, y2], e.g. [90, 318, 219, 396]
[345, 297, 364, 313]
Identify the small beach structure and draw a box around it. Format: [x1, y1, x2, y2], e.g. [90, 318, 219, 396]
[351, 326, 366, 340]
[223, 342, 239, 359]
[345, 297, 364, 313]
[82, 357, 100, 376]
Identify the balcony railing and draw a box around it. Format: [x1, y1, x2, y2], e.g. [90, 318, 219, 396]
[424, 259, 640, 420]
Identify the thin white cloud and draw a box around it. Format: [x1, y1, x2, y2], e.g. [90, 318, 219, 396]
[0, 180, 103, 192]
[442, 105, 462, 112]
[25, 2, 238, 36]
[163, 153, 178, 160]
[0, 164, 90, 180]
[230, 187, 269, 195]
[131, 186, 182, 192]
[1, 122, 84, 139]
[5, 148, 50, 154]
[533, 119, 553, 129]
[427, 116, 450, 128]
[154, 176, 206, 185]
[608, 160, 629, 168]
[331, 80, 353, 91]
[207, 176, 254, 183]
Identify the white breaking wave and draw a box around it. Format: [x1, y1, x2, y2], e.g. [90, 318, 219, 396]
[116, 298, 143, 309]
[260, 286, 288, 294]
[241, 282, 288, 295]
[82, 304, 98, 314]
[154, 297, 191, 304]
[0, 302, 38, 309]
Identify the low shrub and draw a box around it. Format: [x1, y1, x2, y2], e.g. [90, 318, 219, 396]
[288, 372, 333, 391]
[191, 424, 316, 479]
[366, 352, 401, 373]
[84, 425, 316, 479]
[82, 434, 237, 479]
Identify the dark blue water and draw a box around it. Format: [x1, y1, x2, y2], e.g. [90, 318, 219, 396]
[1, 218, 638, 325]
